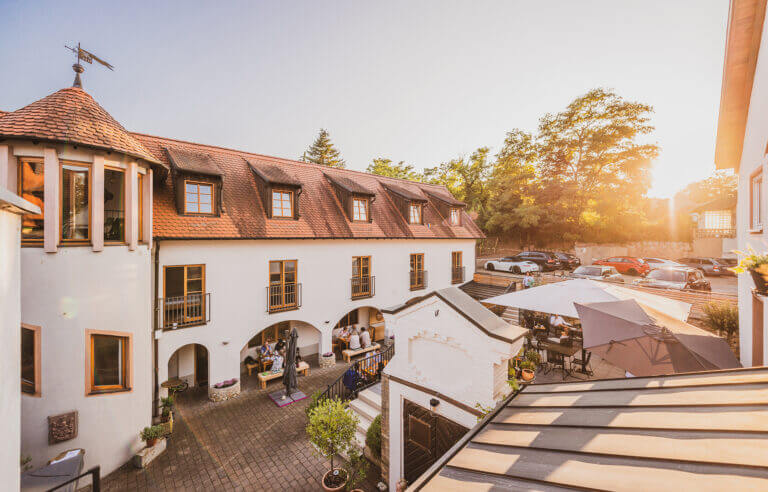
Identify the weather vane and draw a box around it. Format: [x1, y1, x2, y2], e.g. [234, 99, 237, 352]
[64, 43, 114, 88]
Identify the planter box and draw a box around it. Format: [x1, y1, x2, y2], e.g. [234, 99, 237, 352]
[133, 438, 166, 468]
[320, 353, 336, 368]
[209, 381, 241, 402]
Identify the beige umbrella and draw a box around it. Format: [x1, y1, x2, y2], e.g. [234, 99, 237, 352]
[575, 299, 740, 377]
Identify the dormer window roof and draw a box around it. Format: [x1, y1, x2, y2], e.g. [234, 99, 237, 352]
[424, 188, 466, 226]
[248, 159, 302, 188]
[166, 147, 223, 177]
[383, 182, 428, 226]
[325, 172, 376, 223]
[248, 159, 302, 219]
[165, 147, 223, 216]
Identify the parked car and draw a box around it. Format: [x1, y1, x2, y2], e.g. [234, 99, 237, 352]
[570, 265, 623, 282]
[633, 267, 711, 291]
[676, 257, 728, 276]
[717, 257, 737, 276]
[484, 257, 540, 273]
[554, 252, 581, 270]
[642, 257, 686, 271]
[509, 251, 563, 271]
[592, 256, 650, 276]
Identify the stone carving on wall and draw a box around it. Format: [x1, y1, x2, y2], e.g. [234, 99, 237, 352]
[48, 411, 78, 444]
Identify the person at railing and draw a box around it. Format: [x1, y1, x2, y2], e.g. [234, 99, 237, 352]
[360, 327, 372, 349]
[349, 328, 361, 350]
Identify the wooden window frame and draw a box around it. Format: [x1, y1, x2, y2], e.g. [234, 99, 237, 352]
[269, 259, 299, 310]
[21, 323, 41, 397]
[750, 168, 763, 233]
[352, 256, 372, 298]
[85, 329, 132, 396]
[449, 208, 461, 226]
[410, 253, 425, 290]
[60, 161, 92, 244]
[18, 157, 45, 245]
[104, 166, 126, 244]
[352, 197, 370, 222]
[451, 251, 463, 284]
[409, 202, 423, 225]
[163, 264, 207, 325]
[138, 172, 145, 243]
[271, 189, 294, 219]
[183, 180, 215, 216]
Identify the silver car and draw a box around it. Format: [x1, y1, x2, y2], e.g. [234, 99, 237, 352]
[633, 267, 711, 291]
[570, 265, 623, 282]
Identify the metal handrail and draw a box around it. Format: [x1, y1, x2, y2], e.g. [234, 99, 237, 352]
[351, 275, 375, 299]
[319, 343, 395, 402]
[267, 283, 302, 313]
[451, 266, 465, 284]
[157, 293, 211, 330]
[47, 466, 100, 492]
[410, 270, 428, 291]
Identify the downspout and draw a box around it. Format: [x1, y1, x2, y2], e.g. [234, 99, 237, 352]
[152, 240, 160, 418]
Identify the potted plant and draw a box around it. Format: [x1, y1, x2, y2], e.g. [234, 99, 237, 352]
[345, 448, 368, 492]
[306, 398, 359, 491]
[731, 247, 768, 294]
[320, 351, 336, 368]
[160, 396, 174, 433]
[519, 360, 536, 381]
[140, 425, 164, 448]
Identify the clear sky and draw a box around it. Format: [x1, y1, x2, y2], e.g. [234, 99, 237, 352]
[2, 0, 729, 197]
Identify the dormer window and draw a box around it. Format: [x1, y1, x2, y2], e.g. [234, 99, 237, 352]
[450, 208, 460, 226]
[272, 190, 294, 218]
[353, 197, 369, 222]
[409, 203, 422, 224]
[184, 181, 214, 215]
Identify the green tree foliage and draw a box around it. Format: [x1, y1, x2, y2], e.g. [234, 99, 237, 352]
[306, 398, 359, 476]
[702, 301, 739, 342]
[424, 147, 493, 219]
[677, 171, 737, 204]
[366, 158, 422, 180]
[301, 129, 346, 168]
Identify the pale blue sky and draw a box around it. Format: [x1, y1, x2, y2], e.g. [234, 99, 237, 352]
[1, 0, 729, 197]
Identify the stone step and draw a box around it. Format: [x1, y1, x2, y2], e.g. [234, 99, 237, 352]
[349, 398, 379, 423]
[357, 387, 382, 410]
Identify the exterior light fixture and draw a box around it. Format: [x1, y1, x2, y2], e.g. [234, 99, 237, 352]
[430, 398, 439, 409]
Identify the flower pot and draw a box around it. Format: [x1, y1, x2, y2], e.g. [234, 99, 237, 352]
[146, 437, 158, 448]
[751, 269, 768, 295]
[322, 468, 348, 492]
[521, 369, 535, 382]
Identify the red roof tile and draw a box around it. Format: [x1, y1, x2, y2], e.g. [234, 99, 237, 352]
[0, 88, 164, 167]
[133, 133, 484, 241]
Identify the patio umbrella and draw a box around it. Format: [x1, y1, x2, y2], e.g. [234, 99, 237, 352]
[282, 327, 299, 397]
[575, 299, 740, 377]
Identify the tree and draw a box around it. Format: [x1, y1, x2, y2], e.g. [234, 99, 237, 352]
[306, 398, 358, 486]
[301, 129, 346, 168]
[366, 158, 422, 180]
[424, 147, 492, 215]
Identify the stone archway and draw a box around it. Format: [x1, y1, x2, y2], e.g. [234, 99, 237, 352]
[167, 343, 209, 389]
[239, 320, 323, 375]
[333, 306, 387, 343]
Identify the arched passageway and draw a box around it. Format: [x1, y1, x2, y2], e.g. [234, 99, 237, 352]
[333, 306, 386, 343]
[240, 320, 322, 373]
[167, 343, 209, 388]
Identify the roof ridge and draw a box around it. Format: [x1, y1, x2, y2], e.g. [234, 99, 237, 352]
[130, 131, 452, 190]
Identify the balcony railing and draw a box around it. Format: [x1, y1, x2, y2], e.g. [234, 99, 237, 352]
[319, 343, 395, 402]
[267, 283, 302, 313]
[158, 293, 210, 330]
[452, 266, 465, 284]
[410, 270, 428, 291]
[351, 276, 375, 299]
[695, 228, 736, 239]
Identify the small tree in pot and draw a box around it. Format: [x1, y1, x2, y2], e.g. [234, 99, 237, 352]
[306, 398, 359, 491]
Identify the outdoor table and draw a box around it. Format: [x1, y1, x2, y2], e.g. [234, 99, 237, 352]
[160, 378, 184, 389]
[538, 340, 580, 377]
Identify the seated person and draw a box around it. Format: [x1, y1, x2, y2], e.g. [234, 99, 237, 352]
[274, 337, 286, 353]
[270, 350, 284, 373]
[549, 314, 571, 335]
[259, 340, 274, 358]
[332, 326, 343, 338]
[359, 327, 372, 348]
[348, 329, 361, 350]
[338, 325, 351, 339]
[295, 347, 302, 366]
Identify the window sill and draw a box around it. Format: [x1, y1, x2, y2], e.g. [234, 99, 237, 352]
[162, 321, 208, 332]
[352, 293, 374, 300]
[21, 391, 41, 398]
[749, 228, 763, 234]
[87, 387, 132, 397]
[451, 279, 464, 285]
[410, 285, 426, 291]
[268, 305, 300, 314]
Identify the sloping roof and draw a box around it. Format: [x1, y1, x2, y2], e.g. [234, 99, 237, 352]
[324, 172, 375, 196]
[383, 182, 428, 202]
[165, 147, 223, 177]
[411, 367, 768, 491]
[134, 133, 484, 240]
[690, 195, 737, 213]
[715, 0, 768, 170]
[0, 188, 40, 215]
[383, 287, 527, 344]
[247, 158, 302, 187]
[0, 87, 163, 167]
[424, 188, 465, 207]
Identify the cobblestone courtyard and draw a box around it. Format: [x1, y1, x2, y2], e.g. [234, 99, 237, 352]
[99, 361, 380, 491]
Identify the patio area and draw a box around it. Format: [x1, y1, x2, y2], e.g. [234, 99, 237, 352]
[97, 359, 381, 491]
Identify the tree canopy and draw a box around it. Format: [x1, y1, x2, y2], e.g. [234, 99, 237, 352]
[301, 129, 346, 168]
[366, 158, 422, 180]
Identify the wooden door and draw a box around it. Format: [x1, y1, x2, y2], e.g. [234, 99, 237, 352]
[403, 400, 469, 484]
[194, 344, 208, 387]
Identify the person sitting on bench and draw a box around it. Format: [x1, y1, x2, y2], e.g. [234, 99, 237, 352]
[260, 339, 274, 357]
[270, 349, 284, 373]
[349, 329, 361, 350]
[359, 327, 371, 349]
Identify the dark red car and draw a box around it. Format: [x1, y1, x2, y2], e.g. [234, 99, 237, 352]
[593, 256, 650, 276]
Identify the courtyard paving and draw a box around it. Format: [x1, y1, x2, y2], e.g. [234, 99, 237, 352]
[98, 360, 381, 491]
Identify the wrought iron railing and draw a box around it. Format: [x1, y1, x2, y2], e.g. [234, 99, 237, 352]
[319, 344, 394, 402]
[158, 293, 210, 330]
[451, 266, 465, 284]
[47, 466, 100, 492]
[695, 228, 736, 238]
[267, 283, 302, 313]
[351, 276, 375, 299]
[410, 270, 428, 291]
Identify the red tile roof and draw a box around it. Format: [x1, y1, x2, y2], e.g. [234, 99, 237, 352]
[0, 88, 164, 167]
[133, 133, 484, 240]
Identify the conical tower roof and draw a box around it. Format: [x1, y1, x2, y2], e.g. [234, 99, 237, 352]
[0, 87, 165, 167]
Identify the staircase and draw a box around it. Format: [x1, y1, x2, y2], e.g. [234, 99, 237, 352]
[348, 383, 382, 449]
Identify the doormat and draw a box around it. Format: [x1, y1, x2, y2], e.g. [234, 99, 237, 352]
[268, 390, 308, 407]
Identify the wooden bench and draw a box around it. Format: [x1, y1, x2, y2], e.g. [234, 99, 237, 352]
[257, 361, 310, 389]
[342, 343, 381, 363]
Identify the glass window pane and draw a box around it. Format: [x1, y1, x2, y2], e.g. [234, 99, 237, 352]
[186, 183, 197, 193]
[200, 203, 212, 213]
[187, 202, 199, 213]
[19, 160, 44, 240]
[104, 169, 125, 242]
[187, 266, 202, 278]
[199, 184, 212, 195]
[21, 328, 35, 393]
[199, 193, 212, 204]
[165, 267, 185, 297]
[186, 279, 203, 293]
[92, 335, 123, 387]
[62, 165, 90, 240]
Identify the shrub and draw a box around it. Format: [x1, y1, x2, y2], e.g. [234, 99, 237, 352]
[306, 398, 359, 479]
[346, 448, 368, 492]
[161, 396, 174, 417]
[365, 414, 382, 457]
[702, 301, 739, 341]
[140, 425, 164, 442]
[524, 350, 541, 365]
[305, 390, 323, 418]
[520, 360, 536, 371]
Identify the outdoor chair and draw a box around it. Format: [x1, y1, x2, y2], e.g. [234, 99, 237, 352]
[547, 351, 566, 379]
[572, 350, 593, 376]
